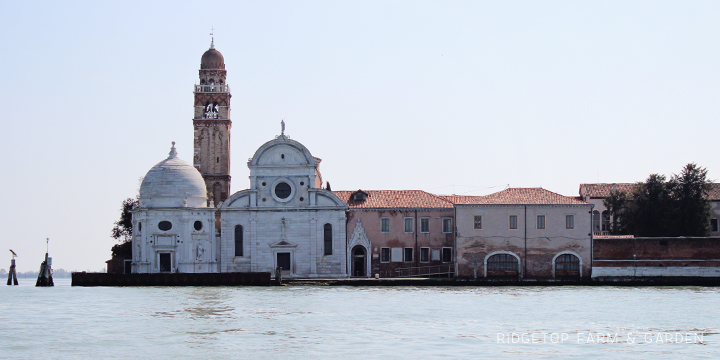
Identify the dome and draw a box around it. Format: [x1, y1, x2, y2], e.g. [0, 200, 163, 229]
[201, 48, 225, 69]
[139, 142, 207, 208]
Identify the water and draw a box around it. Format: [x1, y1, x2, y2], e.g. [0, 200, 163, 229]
[1, 278, 719, 359]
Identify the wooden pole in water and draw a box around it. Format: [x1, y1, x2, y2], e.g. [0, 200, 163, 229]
[7, 258, 18, 286]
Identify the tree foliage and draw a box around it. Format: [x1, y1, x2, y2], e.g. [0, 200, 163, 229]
[604, 163, 712, 237]
[111, 197, 138, 242]
[110, 197, 138, 259]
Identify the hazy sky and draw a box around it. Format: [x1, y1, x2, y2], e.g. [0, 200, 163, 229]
[2, 1, 719, 272]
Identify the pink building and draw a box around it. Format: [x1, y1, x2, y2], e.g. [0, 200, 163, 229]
[334, 190, 455, 277]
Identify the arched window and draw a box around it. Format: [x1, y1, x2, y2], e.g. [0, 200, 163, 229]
[601, 210, 610, 232]
[234, 225, 243, 257]
[555, 253, 580, 277]
[487, 253, 519, 277]
[324, 224, 332, 255]
[592, 210, 600, 232]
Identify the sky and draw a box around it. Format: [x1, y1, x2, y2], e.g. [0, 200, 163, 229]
[1, 1, 719, 272]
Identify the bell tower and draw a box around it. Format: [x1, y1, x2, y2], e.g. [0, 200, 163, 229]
[193, 38, 232, 207]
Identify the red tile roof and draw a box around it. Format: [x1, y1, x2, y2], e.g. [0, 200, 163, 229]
[449, 188, 588, 205]
[438, 195, 483, 204]
[333, 190, 454, 209]
[580, 183, 720, 201]
[579, 183, 635, 198]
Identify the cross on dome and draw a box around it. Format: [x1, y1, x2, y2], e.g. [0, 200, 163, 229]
[209, 26, 215, 49]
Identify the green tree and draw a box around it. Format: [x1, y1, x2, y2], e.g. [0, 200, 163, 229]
[111, 197, 138, 258]
[624, 174, 672, 237]
[604, 163, 713, 237]
[603, 189, 628, 235]
[668, 163, 712, 236]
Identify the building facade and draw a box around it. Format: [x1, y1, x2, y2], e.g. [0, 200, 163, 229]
[219, 134, 348, 278]
[333, 190, 455, 277]
[453, 188, 593, 280]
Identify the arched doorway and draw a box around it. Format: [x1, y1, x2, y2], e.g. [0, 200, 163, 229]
[486, 253, 520, 278]
[554, 253, 581, 278]
[351, 245, 366, 277]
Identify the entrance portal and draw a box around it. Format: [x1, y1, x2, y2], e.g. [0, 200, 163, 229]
[351, 246, 366, 277]
[277, 252, 291, 272]
[159, 253, 171, 272]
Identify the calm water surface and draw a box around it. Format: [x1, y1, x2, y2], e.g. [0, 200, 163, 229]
[1, 278, 719, 359]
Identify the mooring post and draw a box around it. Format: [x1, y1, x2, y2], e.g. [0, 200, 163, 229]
[274, 266, 282, 286]
[7, 258, 18, 286]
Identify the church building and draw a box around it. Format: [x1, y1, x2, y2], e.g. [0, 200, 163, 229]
[130, 41, 348, 277]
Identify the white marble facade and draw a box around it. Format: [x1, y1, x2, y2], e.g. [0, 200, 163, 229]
[132, 143, 218, 273]
[220, 134, 348, 278]
[132, 135, 349, 278]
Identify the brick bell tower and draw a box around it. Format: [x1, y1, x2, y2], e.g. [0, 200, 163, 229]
[193, 38, 231, 207]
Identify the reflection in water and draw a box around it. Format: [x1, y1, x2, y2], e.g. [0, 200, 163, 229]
[0, 279, 719, 358]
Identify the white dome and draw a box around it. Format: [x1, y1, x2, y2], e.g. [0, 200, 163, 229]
[139, 143, 207, 208]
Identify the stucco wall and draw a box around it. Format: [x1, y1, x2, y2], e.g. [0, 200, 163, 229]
[345, 209, 454, 277]
[455, 204, 593, 279]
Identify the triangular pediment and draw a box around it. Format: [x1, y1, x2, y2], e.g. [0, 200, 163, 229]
[269, 239, 298, 248]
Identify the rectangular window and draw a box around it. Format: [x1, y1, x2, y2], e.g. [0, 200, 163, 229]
[537, 215, 546, 229]
[381, 218, 390, 233]
[431, 249, 441, 261]
[474, 215, 482, 230]
[420, 247, 430, 262]
[442, 218, 453, 233]
[404, 217, 414, 233]
[391, 247, 403, 262]
[323, 223, 333, 255]
[566, 215, 574, 229]
[442, 247, 452, 263]
[509, 215, 518, 230]
[380, 248, 390, 262]
[404, 247, 414, 262]
[712, 218, 719, 232]
[420, 218, 430, 233]
[234, 225, 244, 256]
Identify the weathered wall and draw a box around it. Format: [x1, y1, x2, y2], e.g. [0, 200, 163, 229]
[592, 237, 720, 277]
[345, 209, 455, 277]
[456, 204, 593, 279]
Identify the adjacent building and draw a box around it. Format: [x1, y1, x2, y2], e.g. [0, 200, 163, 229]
[579, 183, 720, 236]
[452, 188, 593, 280]
[333, 190, 455, 277]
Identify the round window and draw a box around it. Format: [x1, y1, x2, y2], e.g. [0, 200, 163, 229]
[158, 221, 172, 231]
[194, 221, 203, 231]
[274, 182, 292, 199]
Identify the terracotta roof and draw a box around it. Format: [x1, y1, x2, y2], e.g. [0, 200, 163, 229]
[439, 195, 483, 204]
[708, 183, 720, 201]
[579, 183, 635, 198]
[451, 188, 589, 205]
[581, 183, 720, 201]
[333, 190, 453, 209]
